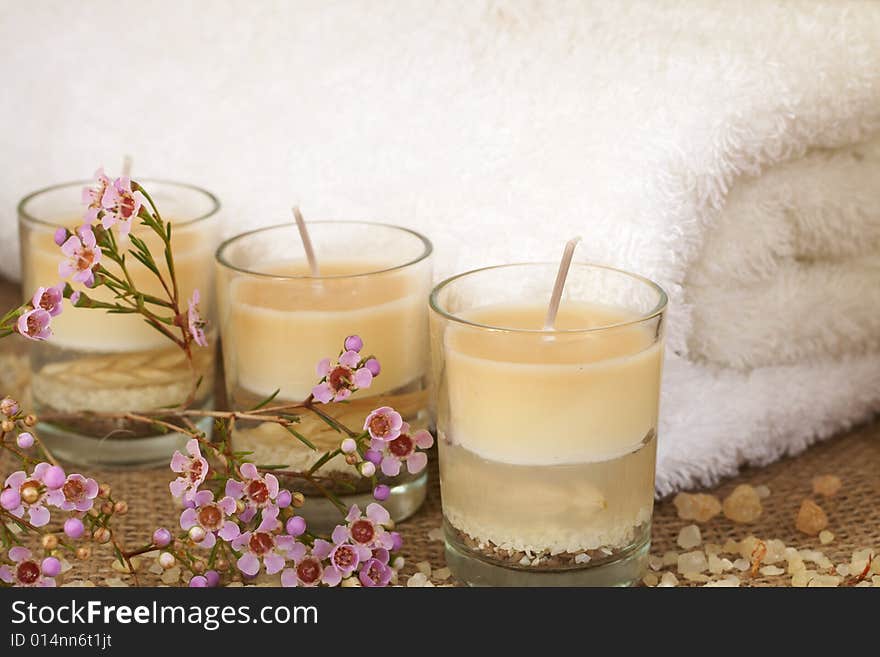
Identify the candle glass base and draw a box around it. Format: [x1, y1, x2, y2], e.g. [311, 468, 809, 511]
[444, 520, 650, 587]
[230, 379, 431, 532]
[29, 339, 215, 468]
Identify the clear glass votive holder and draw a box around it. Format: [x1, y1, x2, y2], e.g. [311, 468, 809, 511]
[18, 180, 220, 467]
[215, 221, 433, 529]
[430, 263, 667, 586]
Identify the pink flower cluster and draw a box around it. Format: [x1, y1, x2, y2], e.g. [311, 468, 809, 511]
[166, 438, 403, 587]
[82, 168, 144, 237]
[312, 334, 381, 403]
[13, 284, 65, 341]
[363, 408, 433, 478]
[0, 462, 99, 587]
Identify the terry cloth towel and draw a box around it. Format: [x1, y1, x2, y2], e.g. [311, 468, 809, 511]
[1, 1, 879, 494]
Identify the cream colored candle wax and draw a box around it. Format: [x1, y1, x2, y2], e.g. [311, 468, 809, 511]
[445, 302, 662, 465]
[23, 220, 215, 352]
[223, 260, 428, 401]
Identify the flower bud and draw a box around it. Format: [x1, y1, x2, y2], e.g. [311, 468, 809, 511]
[101, 502, 113, 515]
[53, 227, 69, 247]
[340, 438, 358, 454]
[341, 577, 362, 587]
[64, 517, 85, 539]
[98, 483, 111, 498]
[291, 492, 305, 508]
[41, 557, 62, 577]
[345, 453, 358, 465]
[41, 534, 59, 550]
[344, 335, 363, 352]
[0, 397, 20, 417]
[24, 414, 37, 427]
[359, 461, 376, 477]
[188, 526, 207, 543]
[1, 420, 15, 433]
[76, 546, 91, 560]
[93, 527, 111, 544]
[1, 488, 21, 511]
[43, 466, 66, 490]
[113, 501, 128, 515]
[365, 358, 381, 377]
[152, 527, 172, 548]
[158, 552, 176, 569]
[192, 560, 206, 574]
[16, 432, 34, 449]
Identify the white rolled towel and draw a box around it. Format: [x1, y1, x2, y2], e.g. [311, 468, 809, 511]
[1, 1, 879, 494]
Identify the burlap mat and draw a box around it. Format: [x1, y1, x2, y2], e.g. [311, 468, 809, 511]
[1, 279, 878, 586]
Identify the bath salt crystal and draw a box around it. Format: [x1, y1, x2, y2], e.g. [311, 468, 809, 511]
[791, 571, 811, 587]
[722, 539, 740, 554]
[427, 527, 444, 542]
[433, 567, 451, 581]
[787, 559, 806, 575]
[574, 553, 591, 565]
[148, 562, 164, 576]
[738, 535, 761, 559]
[764, 540, 787, 564]
[811, 474, 842, 497]
[104, 577, 130, 587]
[683, 573, 710, 583]
[62, 580, 96, 587]
[708, 554, 733, 574]
[835, 564, 850, 577]
[658, 572, 679, 587]
[677, 524, 702, 549]
[759, 565, 785, 576]
[519, 556, 532, 567]
[648, 555, 663, 571]
[795, 499, 828, 536]
[661, 551, 679, 566]
[733, 558, 751, 572]
[416, 561, 433, 577]
[807, 574, 841, 587]
[642, 573, 659, 587]
[722, 485, 763, 523]
[872, 575, 880, 587]
[850, 548, 873, 575]
[673, 492, 722, 522]
[754, 484, 771, 499]
[819, 530, 834, 545]
[704, 543, 722, 555]
[677, 550, 708, 574]
[703, 576, 740, 587]
[161, 566, 181, 585]
[406, 572, 429, 587]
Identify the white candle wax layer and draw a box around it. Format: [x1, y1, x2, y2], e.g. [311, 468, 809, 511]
[222, 259, 429, 401]
[443, 301, 663, 466]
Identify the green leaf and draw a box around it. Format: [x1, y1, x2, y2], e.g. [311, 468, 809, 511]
[249, 389, 280, 411]
[284, 425, 317, 451]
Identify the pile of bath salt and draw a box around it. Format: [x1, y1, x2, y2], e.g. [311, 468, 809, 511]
[646, 476, 879, 588]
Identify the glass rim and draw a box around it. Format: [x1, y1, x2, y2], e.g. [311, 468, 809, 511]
[17, 178, 221, 229]
[429, 261, 668, 334]
[214, 220, 434, 280]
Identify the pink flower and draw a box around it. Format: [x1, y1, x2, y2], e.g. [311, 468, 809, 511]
[0, 548, 56, 587]
[372, 422, 433, 476]
[225, 463, 280, 522]
[311, 524, 372, 585]
[363, 406, 403, 442]
[281, 543, 335, 587]
[45, 473, 99, 512]
[81, 168, 112, 223]
[311, 340, 376, 404]
[231, 507, 295, 576]
[169, 439, 208, 502]
[338, 503, 394, 551]
[100, 176, 144, 236]
[59, 225, 101, 285]
[31, 284, 64, 317]
[15, 308, 52, 341]
[179, 490, 240, 549]
[2, 464, 57, 527]
[187, 289, 207, 347]
[359, 555, 393, 587]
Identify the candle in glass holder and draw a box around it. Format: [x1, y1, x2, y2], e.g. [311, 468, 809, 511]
[430, 263, 666, 586]
[18, 179, 220, 466]
[215, 221, 433, 525]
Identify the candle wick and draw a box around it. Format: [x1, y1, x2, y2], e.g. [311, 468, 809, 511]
[544, 236, 582, 331]
[292, 206, 320, 276]
[121, 155, 133, 177]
